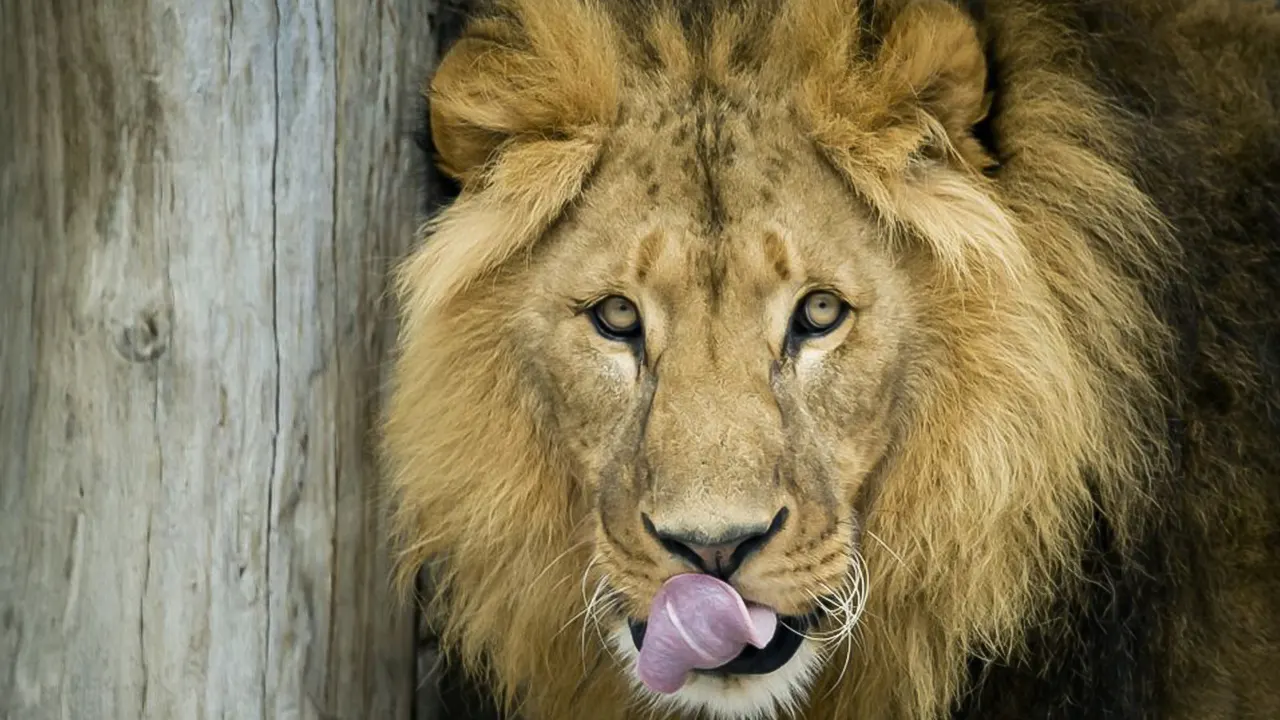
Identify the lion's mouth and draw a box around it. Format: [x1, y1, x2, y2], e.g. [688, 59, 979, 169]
[627, 610, 818, 677]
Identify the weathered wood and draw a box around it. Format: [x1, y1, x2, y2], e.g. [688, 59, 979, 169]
[0, 1, 438, 717]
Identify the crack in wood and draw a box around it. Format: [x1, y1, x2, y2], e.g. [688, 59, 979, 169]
[264, 0, 284, 716]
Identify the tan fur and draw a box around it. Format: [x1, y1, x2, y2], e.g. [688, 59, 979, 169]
[382, 1, 1273, 718]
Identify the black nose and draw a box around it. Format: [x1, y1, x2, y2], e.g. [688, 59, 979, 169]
[643, 507, 789, 579]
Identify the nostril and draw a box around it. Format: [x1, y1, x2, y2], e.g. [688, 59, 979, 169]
[640, 515, 711, 571]
[642, 507, 790, 579]
[730, 506, 789, 571]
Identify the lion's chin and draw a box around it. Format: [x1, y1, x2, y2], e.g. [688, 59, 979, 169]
[608, 624, 826, 720]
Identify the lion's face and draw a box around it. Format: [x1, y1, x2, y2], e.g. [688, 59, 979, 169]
[505, 98, 921, 714]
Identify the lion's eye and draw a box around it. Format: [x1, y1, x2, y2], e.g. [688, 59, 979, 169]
[790, 290, 849, 339]
[590, 295, 643, 340]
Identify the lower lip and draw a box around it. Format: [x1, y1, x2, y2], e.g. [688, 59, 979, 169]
[627, 611, 818, 677]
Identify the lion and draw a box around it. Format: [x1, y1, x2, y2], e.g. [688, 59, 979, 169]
[379, 0, 1280, 718]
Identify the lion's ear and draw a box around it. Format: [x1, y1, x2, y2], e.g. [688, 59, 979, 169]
[426, 6, 621, 187]
[400, 3, 621, 328]
[428, 30, 522, 185]
[878, 0, 993, 169]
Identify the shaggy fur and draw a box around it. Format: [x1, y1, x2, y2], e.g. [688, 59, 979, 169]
[381, 1, 1280, 718]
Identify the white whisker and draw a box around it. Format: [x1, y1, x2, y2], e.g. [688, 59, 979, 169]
[529, 539, 592, 592]
[865, 530, 910, 573]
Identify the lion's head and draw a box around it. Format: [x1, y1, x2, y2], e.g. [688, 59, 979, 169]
[382, 1, 1174, 718]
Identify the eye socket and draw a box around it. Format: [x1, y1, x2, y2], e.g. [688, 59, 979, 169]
[790, 290, 849, 339]
[589, 295, 643, 340]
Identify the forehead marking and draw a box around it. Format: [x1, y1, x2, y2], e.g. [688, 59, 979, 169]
[692, 84, 732, 235]
[762, 230, 792, 282]
[633, 229, 666, 283]
[695, 239, 732, 313]
[637, 158, 656, 180]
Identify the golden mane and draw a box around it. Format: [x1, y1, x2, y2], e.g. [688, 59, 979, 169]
[381, 1, 1191, 717]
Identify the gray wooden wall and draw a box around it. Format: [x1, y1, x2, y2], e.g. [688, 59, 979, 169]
[0, 1, 476, 718]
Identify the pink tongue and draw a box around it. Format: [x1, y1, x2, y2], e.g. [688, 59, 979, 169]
[635, 574, 778, 694]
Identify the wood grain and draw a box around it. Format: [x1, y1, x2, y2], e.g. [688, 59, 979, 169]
[0, 0, 440, 717]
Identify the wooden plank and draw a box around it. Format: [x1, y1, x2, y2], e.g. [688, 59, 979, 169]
[0, 0, 434, 717]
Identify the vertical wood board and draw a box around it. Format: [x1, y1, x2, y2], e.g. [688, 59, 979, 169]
[0, 0, 440, 717]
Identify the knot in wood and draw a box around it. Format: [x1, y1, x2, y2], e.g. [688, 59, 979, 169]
[114, 309, 170, 363]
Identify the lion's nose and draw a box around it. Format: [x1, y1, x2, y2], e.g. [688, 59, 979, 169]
[642, 507, 789, 579]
